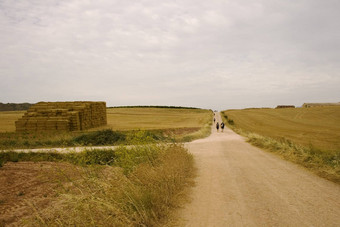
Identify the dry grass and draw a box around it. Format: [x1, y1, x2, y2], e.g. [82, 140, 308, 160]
[0, 111, 25, 132]
[223, 106, 340, 151]
[21, 145, 194, 226]
[0, 108, 202, 225]
[101, 107, 212, 131]
[0, 108, 212, 149]
[0, 107, 211, 133]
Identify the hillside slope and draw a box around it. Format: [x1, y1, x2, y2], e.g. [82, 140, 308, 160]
[222, 106, 340, 151]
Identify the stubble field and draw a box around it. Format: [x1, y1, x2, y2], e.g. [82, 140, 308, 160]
[222, 106, 340, 182]
[0, 107, 211, 132]
[222, 106, 340, 151]
[0, 107, 213, 149]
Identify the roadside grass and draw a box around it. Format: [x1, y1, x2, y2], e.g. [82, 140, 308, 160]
[12, 143, 194, 226]
[0, 130, 160, 167]
[221, 110, 340, 183]
[0, 130, 127, 150]
[0, 127, 210, 150]
[176, 121, 213, 142]
[1, 131, 195, 226]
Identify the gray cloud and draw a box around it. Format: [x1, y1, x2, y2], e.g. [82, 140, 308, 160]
[1, 0, 339, 110]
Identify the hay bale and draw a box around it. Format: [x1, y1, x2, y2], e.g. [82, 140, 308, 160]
[15, 101, 107, 132]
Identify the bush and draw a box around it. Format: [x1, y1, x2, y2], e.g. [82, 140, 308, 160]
[228, 119, 234, 125]
[71, 149, 116, 165]
[72, 129, 126, 145]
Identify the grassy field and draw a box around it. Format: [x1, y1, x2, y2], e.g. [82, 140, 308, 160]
[0, 108, 211, 132]
[222, 106, 340, 183]
[223, 106, 340, 151]
[0, 107, 212, 149]
[0, 111, 25, 132]
[104, 107, 212, 130]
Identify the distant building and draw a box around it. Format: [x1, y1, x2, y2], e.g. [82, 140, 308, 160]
[275, 105, 295, 109]
[302, 102, 340, 108]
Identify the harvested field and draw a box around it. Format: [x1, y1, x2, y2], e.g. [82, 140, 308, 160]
[0, 107, 212, 149]
[222, 106, 340, 151]
[104, 107, 211, 131]
[1, 107, 211, 133]
[0, 162, 83, 226]
[0, 111, 25, 132]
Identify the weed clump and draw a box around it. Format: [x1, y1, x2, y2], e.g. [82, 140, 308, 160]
[227, 119, 234, 125]
[22, 145, 194, 226]
[72, 129, 126, 145]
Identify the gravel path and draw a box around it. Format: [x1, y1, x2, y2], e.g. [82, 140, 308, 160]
[178, 113, 340, 226]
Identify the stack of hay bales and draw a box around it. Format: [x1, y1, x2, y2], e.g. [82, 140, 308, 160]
[275, 105, 295, 109]
[15, 101, 107, 132]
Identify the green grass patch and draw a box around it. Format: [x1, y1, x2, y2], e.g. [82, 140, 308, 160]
[0, 129, 162, 150]
[178, 122, 212, 142]
[71, 129, 126, 146]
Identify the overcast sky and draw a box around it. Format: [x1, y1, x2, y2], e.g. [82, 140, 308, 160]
[1, 0, 339, 110]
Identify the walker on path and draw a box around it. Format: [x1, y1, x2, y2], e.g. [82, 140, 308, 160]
[216, 122, 219, 131]
[221, 122, 225, 132]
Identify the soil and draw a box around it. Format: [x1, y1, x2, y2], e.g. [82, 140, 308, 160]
[0, 162, 81, 226]
[176, 113, 340, 226]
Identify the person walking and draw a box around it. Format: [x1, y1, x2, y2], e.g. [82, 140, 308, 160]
[214, 118, 216, 123]
[221, 122, 225, 132]
[216, 122, 219, 131]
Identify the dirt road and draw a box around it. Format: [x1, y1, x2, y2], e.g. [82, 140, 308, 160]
[179, 113, 340, 226]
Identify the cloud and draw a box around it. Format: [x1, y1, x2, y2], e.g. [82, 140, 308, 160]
[0, 0, 339, 110]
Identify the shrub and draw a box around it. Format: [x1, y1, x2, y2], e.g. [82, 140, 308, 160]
[72, 129, 126, 145]
[71, 149, 116, 165]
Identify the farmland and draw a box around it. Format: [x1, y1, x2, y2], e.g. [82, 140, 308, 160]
[0, 107, 212, 132]
[222, 106, 340, 182]
[0, 107, 212, 149]
[0, 107, 207, 226]
[222, 106, 340, 151]
[104, 107, 212, 130]
[0, 111, 25, 132]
